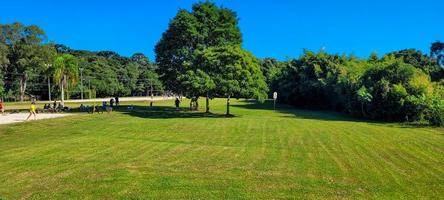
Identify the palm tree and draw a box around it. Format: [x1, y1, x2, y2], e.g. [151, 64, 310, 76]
[52, 54, 79, 106]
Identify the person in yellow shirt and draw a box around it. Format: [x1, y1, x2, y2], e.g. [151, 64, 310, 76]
[26, 102, 37, 121]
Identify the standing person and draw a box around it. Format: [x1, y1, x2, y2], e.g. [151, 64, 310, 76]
[175, 97, 180, 110]
[26, 102, 37, 121]
[110, 98, 115, 108]
[115, 96, 119, 106]
[0, 99, 4, 115]
[53, 100, 57, 110]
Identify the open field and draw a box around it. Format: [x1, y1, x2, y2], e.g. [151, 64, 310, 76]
[0, 99, 443, 199]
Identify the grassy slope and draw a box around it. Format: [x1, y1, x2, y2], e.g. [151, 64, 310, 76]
[0, 99, 442, 199]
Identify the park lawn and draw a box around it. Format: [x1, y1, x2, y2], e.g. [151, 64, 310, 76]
[0, 98, 443, 199]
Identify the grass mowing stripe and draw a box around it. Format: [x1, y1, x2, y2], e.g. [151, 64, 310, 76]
[0, 98, 442, 199]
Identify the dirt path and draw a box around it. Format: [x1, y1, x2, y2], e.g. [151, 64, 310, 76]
[0, 113, 73, 125]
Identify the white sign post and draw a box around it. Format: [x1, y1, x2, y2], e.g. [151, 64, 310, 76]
[273, 92, 278, 110]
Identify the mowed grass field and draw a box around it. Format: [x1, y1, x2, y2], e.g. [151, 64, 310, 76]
[0, 99, 443, 199]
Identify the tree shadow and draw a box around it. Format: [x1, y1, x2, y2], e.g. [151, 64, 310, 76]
[236, 100, 441, 128]
[115, 105, 230, 119]
[233, 99, 387, 124]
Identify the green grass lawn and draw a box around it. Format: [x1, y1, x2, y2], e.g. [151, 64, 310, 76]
[0, 99, 443, 199]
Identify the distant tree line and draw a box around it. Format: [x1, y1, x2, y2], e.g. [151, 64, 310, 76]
[0, 23, 163, 103]
[0, 1, 443, 125]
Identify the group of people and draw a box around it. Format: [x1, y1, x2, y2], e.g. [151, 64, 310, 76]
[80, 96, 120, 114]
[42, 101, 64, 112]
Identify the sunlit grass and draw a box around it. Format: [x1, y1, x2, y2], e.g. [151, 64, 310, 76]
[0, 98, 443, 199]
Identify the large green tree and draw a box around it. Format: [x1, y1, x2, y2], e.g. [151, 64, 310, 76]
[0, 43, 9, 98]
[0, 22, 48, 101]
[155, 1, 242, 94]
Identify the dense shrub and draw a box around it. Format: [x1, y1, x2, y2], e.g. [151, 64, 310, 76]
[269, 51, 444, 126]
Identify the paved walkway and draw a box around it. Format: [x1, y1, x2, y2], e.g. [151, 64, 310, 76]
[0, 113, 73, 125]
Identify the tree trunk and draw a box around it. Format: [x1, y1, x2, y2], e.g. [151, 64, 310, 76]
[150, 80, 153, 100]
[61, 75, 66, 107]
[19, 76, 27, 102]
[205, 93, 210, 113]
[47, 76, 52, 101]
[226, 95, 231, 116]
[190, 98, 193, 110]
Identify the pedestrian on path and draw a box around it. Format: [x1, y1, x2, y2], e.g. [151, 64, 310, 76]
[0, 99, 5, 115]
[26, 102, 37, 121]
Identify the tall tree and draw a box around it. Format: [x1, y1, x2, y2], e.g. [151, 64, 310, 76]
[155, 2, 242, 95]
[0, 22, 47, 101]
[131, 53, 163, 97]
[52, 54, 79, 106]
[0, 43, 9, 98]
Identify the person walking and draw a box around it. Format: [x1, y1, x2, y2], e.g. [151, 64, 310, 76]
[0, 99, 5, 115]
[175, 97, 180, 110]
[26, 102, 37, 121]
[110, 98, 115, 108]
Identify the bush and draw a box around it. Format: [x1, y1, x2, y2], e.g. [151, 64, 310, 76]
[274, 51, 443, 126]
[425, 103, 444, 126]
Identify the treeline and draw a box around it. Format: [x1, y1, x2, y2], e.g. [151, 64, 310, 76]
[0, 23, 163, 102]
[263, 48, 444, 125]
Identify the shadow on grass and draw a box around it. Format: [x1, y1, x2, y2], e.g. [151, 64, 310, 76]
[235, 100, 440, 128]
[113, 105, 229, 119]
[233, 99, 389, 124]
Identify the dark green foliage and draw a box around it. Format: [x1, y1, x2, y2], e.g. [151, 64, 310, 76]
[0, 22, 51, 101]
[387, 49, 443, 81]
[274, 50, 443, 126]
[155, 1, 242, 93]
[431, 41, 444, 68]
[195, 45, 268, 101]
[0, 22, 163, 100]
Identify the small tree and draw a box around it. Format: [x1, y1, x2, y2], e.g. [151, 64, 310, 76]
[52, 54, 79, 106]
[357, 86, 372, 117]
[197, 45, 268, 115]
[179, 69, 215, 112]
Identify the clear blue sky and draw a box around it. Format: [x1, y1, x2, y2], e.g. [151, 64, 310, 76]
[1, 0, 443, 60]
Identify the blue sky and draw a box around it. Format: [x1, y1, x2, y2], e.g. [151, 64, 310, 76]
[1, 0, 443, 60]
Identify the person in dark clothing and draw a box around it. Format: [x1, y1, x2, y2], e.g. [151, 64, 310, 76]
[102, 101, 107, 110]
[110, 98, 115, 107]
[175, 98, 180, 110]
[115, 96, 119, 106]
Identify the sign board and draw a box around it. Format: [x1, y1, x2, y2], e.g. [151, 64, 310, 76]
[273, 92, 278, 100]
